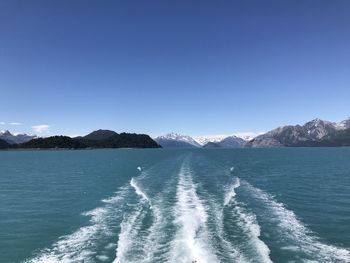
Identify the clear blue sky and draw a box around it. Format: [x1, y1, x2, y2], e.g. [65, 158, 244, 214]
[0, 0, 349, 136]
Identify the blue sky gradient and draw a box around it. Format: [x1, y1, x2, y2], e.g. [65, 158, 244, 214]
[1, 0, 349, 136]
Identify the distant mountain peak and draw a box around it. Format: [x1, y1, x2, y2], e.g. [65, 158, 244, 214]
[194, 134, 229, 145]
[335, 117, 350, 130]
[246, 117, 350, 148]
[0, 130, 11, 135]
[305, 118, 332, 127]
[0, 130, 36, 144]
[155, 133, 201, 148]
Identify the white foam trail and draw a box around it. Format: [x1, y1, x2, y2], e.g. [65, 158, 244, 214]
[113, 177, 154, 263]
[232, 204, 273, 263]
[140, 203, 168, 263]
[244, 182, 350, 262]
[224, 177, 240, 206]
[207, 195, 248, 262]
[137, 166, 142, 172]
[130, 177, 152, 207]
[134, 170, 180, 263]
[24, 186, 129, 263]
[224, 178, 272, 263]
[113, 207, 144, 263]
[170, 163, 219, 263]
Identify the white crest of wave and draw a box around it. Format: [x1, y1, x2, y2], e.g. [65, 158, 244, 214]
[224, 177, 240, 206]
[245, 182, 350, 262]
[130, 177, 152, 207]
[170, 163, 219, 263]
[24, 186, 129, 263]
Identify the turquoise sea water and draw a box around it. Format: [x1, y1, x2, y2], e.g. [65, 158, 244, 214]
[0, 148, 349, 263]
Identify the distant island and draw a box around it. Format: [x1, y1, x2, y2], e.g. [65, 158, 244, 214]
[0, 130, 161, 150]
[1, 117, 350, 150]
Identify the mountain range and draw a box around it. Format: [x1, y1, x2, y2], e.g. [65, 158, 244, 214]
[154, 133, 247, 148]
[246, 118, 350, 147]
[154, 117, 350, 148]
[1, 117, 350, 150]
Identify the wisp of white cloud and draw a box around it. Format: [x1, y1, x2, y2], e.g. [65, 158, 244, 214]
[9, 122, 22, 125]
[32, 124, 50, 133]
[0, 122, 5, 125]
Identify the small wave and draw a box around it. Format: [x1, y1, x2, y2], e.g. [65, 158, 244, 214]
[232, 203, 273, 263]
[140, 195, 171, 262]
[224, 177, 240, 206]
[170, 163, 219, 263]
[96, 254, 109, 261]
[24, 186, 129, 263]
[130, 177, 151, 206]
[206, 195, 248, 262]
[223, 177, 272, 263]
[244, 182, 350, 262]
[114, 176, 156, 262]
[140, 203, 168, 262]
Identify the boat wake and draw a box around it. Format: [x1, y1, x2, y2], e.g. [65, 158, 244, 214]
[169, 162, 219, 263]
[24, 186, 130, 263]
[244, 181, 350, 262]
[224, 178, 273, 263]
[23, 156, 350, 263]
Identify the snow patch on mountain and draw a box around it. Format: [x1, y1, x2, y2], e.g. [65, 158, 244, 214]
[335, 117, 350, 130]
[194, 134, 230, 145]
[195, 132, 261, 145]
[155, 132, 201, 147]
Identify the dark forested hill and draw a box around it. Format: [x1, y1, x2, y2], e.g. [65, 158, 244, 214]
[13, 131, 161, 149]
[80, 129, 118, 141]
[18, 136, 87, 149]
[0, 138, 10, 149]
[77, 132, 161, 148]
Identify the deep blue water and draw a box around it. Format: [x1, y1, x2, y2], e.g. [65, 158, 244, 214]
[0, 148, 349, 263]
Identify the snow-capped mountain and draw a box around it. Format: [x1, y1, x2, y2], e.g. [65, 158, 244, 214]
[217, 136, 247, 148]
[194, 135, 229, 146]
[156, 132, 258, 148]
[154, 133, 201, 148]
[246, 117, 350, 147]
[202, 135, 247, 148]
[233, 132, 262, 141]
[195, 132, 260, 146]
[0, 130, 36, 144]
[335, 117, 350, 130]
[303, 118, 336, 139]
[154, 117, 350, 149]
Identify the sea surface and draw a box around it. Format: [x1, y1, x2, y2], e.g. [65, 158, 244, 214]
[0, 148, 349, 263]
